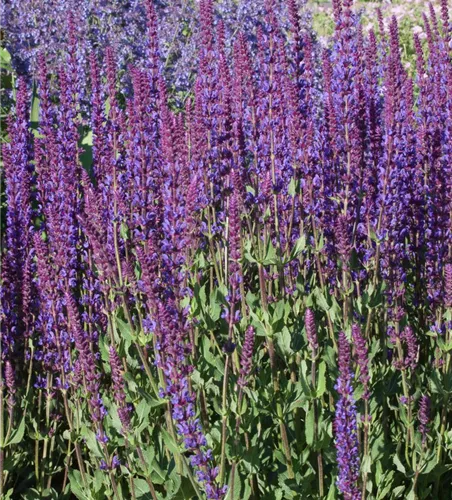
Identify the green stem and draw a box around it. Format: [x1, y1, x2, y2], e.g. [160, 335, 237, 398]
[61, 391, 87, 487]
[35, 390, 42, 491]
[136, 445, 158, 500]
[268, 338, 294, 479]
[258, 264, 293, 477]
[361, 399, 370, 500]
[311, 357, 324, 497]
[219, 354, 231, 484]
[229, 389, 244, 500]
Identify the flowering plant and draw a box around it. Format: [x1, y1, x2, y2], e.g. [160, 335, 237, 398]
[1, 0, 452, 499]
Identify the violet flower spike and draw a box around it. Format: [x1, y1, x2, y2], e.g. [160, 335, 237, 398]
[418, 395, 430, 445]
[109, 346, 131, 433]
[5, 361, 16, 412]
[444, 263, 452, 309]
[402, 326, 418, 371]
[334, 332, 360, 500]
[238, 326, 255, 387]
[305, 308, 319, 357]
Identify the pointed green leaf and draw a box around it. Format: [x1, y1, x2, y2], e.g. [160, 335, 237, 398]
[305, 404, 315, 446]
[133, 479, 151, 498]
[393, 454, 406, 474]
[5, 417, 25, 447]
[69, 470, 88, 500]
[316, 361, 327, 397]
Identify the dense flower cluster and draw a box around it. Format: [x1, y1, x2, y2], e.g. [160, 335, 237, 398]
[1, 0, 452, 498]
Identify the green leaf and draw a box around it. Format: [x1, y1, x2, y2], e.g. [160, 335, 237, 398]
[226, 469, 242, 499]
[202, 335, 217, 366]
[288, 235, 306, 262]
[3, 489, 14, 500]
[305, 404, 315, 446]
[5, 417, 25, 447]
[243, 239, 257, 263]
[326, 478, 337, 499]
[166, 468, 182, 497]
[136, 388, 166, 408]
[316, 233, 325, 252]
[143, 444, 156, 476]
[82, 130, 93, 146]
[135, 399, 152, 426]
[98, 335, 110, 365]
[316, 361, 327, 397]
[242, 479, 252, 500]
[22, 489, 46, 500]
[109, 406, 124, 434]
[361, 454, 372, 474]
[93, 470, 104, 494]
[195, 283, 207, 311]
[276, 327, 292, 358]
[299, 360, 313, 397]
[123, 371, 139, 392]
[429, 369, 447, 396]
[249, 309, 268, 337]
[209, 290, 222, 322]
[263, 240, 278, 265]
[314, 287, 330, 313]
[376, 471, 395, 499]
[82, 427, 103, 458]
[405, 489, 416, 500]
[0, 48, 12, 66]
[393, 454, 406, 475]
[288, 396, 307, 412]
[288, 177, 297, 197]
[214, 356, 225, 376]
[120, 222, 130, 242]
[328, 296, 341, 323]
[30, 92, 40, 123]
[161, 428, 180, 456]
[420, 452, 438, 475]
[392, 486, 406, 497]
[134, 479, 151, 498]
[116, 316, 136, 344]
[69, 470, 88, 500]
[149, 460, 166, 484]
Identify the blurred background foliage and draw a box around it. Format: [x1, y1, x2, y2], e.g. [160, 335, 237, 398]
[312, 0, 428, 71]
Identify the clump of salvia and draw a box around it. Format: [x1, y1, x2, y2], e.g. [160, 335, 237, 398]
[1, 0, 452, 498]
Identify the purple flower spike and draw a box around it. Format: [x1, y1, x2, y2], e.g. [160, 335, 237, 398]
[66, 293, 104, 424]
[228, 188, 242, 290]
[418, 395, 430, 444]
[334, 332, 360, 500]
[304, 308, 319, 356]
[391, 326, 418, 371]
[5, 361, 16, 411]
[402, 326, 418, 371]
[109, 346, 131, 433]
[238, 326, 255, 387]
[444, 264, 452, 308]
[1, 77, 34, 354]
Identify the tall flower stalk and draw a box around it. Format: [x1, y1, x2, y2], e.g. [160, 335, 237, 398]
[334, 331, 360, 500]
